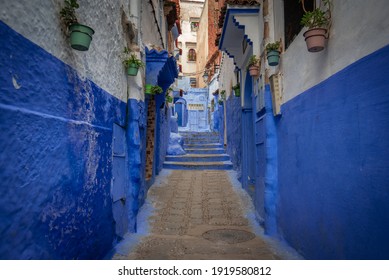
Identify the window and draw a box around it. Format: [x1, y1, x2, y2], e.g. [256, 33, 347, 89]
[190, 78, 197, 88]
[284, 0, 313, 49]
[188, 49, 196, 62]
[190, 18, 200, 32]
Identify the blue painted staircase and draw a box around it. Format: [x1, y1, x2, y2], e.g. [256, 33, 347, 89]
[163, 131, 233, 170]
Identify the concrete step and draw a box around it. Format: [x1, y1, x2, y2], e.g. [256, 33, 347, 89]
[163, 161, 233, 170]
[184, 143, 223, 149]
[185, 148, 225, 154]
[165, 154, 230, 162]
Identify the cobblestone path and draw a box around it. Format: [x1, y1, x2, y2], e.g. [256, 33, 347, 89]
[113, 170, 294, 260]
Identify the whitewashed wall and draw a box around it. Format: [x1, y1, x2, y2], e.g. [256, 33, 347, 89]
[0, 0, 135, 102]
[272, 0, 389, 103]
[177, 0, 204, 76]
[196, 0, 208, 88]
[219, 53, 236, 99]
[141, 0, 166, 48]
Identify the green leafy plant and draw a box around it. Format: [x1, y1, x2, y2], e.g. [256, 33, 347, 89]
[122, 48, 145, 68]
[232, 83, 240, 91]
[266, 41, 281, 52]
[165, 96, 173, 103]
[299, 0, 331, 29]
[151, 85, 163, 95]
[247, 55, 260, 68]
[60, 0, 79, 27]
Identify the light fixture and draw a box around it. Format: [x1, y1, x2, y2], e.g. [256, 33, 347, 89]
[202, 69, 209, 83]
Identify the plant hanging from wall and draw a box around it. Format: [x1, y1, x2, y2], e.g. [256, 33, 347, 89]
[144, 84, 163, 95]
[247, 55, 260, 77]
[219, 90, 226, 105]
[232, 83, 240, 97]
[266, 41, 281, 66]
[299, 0, 332, 52]
[165, 87, 174, 103]
[60, 0, 95, 51]
[122, 48, 144, 76]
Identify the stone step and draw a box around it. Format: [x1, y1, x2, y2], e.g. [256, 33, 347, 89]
[186, 137, 217, 142]
[184, 143, 223, 149]
[184, 139, 221, 144]
[179, 132, 218, 136]
[165, 154, 230, 162]
[185, 148, 225, 154]
[163, 161, 233, 170]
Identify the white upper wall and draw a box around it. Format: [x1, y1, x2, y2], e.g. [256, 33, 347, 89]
[178, 0, 204, 77]
[274, 0, 389, 103]
[0, 0, 140, 102]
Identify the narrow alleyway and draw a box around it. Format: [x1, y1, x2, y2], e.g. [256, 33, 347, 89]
[112, 168, 299, 260]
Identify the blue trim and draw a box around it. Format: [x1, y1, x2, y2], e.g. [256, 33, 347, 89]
[218, 7, 259, 50]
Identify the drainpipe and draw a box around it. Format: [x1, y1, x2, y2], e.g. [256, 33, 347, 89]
[128, 0, 144, 101]
[263, 0, 270, 84]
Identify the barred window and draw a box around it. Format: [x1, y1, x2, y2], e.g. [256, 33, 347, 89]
[188, 49, 196, 62]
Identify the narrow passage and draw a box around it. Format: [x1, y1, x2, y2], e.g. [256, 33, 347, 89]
[113, 169, 296, 260]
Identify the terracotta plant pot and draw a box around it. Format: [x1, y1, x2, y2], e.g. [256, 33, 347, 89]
[267, 50, 280, 66]
[303, 28, 327, 52]
[127, 64, 139, 76]
[69, 23, 95, 51]
[249, 65, 259, 77]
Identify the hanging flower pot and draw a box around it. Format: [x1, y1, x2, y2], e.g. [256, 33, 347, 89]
[232, 84, 240, 97]
[247, 55, 260, 77]
[60, 0, 95, 51]
[300, 1, 331, 53]
[249, 65, 259, 77]
[122, 49, 144, 76]
[69, 23, 95, 51]
[303, 28, 327, 52]
[145, 85, 163, 95]
[267, 50, 280, 66]
[127, 63, 139, 76]
[165, 96, 173, 103]
[145, 84, 153, 94]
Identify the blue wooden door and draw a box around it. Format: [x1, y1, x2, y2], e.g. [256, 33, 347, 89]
[176, 103, 183, 126]
[111, 124, 128, 238]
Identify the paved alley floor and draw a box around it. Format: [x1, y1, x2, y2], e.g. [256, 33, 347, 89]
[112, 169, 300, 260]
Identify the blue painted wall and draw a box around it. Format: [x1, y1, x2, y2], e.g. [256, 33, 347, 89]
[0, 21, 126, 259]
[126, 99, 147, 233]
[252, 86, 279, 234]
[217, 102, 224, 145]
[225, 95, 242, 180]
[276, 45, 389, 259]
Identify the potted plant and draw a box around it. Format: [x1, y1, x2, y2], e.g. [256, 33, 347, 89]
[165, 95, 173, 103]
[165, 87, 173, 103]
[60, 0, 95, 51]
[145, 84, 153, 94]
[300, 0, 331, 52]
[151, 85, 163, 95]
[266, 41, 281, 66]
[247, 55, 260, 77]
[122, 48, 144, 76]
[232, 83, 240, 97]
